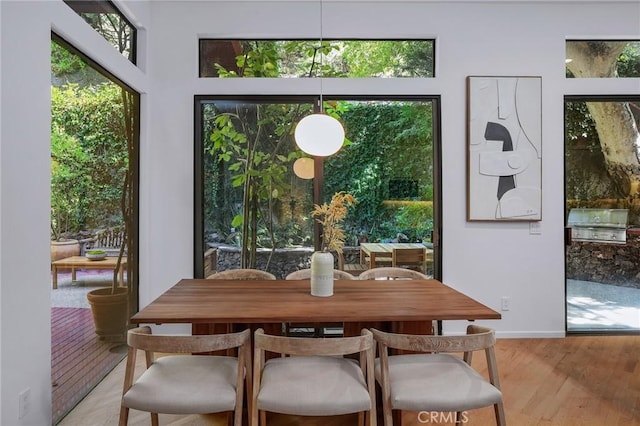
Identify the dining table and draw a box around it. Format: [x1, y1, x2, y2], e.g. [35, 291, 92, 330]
[359, 242, 433, 269]
[130, 278, 500, 336]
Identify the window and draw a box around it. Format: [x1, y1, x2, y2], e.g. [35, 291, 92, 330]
[194, 96, 439, 277]
[51, 33, 140, 314]
[199, 40, 435, 78]
[566, 40, 640, 78]
[64, 0, 137, 64]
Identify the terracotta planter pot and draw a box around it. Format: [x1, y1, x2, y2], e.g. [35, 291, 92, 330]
[87, 287, 129, 342]
[50, 239, 80, 262]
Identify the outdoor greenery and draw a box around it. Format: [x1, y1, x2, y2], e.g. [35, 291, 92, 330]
[202, 40, 438, 268]
[202, 40, 435, 78]
[324, 101, 434, 243]
[51, 43, 128, 240]
[565, 41, 640, 223]
[63, 0, 135, 62]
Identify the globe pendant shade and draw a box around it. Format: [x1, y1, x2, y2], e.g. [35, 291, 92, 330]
[294, 113, 344, 157]
[293, 157, 315, 179]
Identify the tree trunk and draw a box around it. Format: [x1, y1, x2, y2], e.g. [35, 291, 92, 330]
[566, 41, 640, 197]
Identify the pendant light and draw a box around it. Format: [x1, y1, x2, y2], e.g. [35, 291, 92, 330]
[293, 157, 315, 179]
[294, 0, 345, 157]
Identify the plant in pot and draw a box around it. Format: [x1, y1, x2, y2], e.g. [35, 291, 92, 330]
[309, 192, 356, 296]
[86, 89, 135, 342]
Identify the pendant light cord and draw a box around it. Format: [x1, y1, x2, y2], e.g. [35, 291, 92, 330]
[319, 0, 324, 112]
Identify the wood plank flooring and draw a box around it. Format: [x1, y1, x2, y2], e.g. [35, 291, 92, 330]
[51, 307, 127, 425]
[59, 334, 640, 425]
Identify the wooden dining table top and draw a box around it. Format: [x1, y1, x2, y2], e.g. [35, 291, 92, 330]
[131, 278, 501, 325]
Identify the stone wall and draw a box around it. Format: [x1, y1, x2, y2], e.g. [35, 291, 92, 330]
[566, 230, 640, 288]
[212, 245, 362, 279]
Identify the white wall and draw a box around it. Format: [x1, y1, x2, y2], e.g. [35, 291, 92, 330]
[0, 1, 149, 423]
[145, 0, 640, 338]
[0, 0, 638, 423]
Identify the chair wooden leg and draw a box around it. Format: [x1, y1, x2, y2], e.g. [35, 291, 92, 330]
[250, 405, 258, 426]
[392, 409, 402, 426]
[361, 410, 377, 426]
[118, 406, 129, 426]
[495, 402, 506, 426]
[260, 410, 267, 426]
[151, 412, 159, 426]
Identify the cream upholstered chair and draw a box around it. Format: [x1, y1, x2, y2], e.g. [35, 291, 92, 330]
[372, 325, 505, 426]
[251, 328, 377, 426]
[355, 267, 433, 336]
[359, 266, 429, 281]
[284, 268, 355, 336]
[119, 327, 251, 426]
[285, 268, 355, 281]
[206, 268, 277, 334]
[206, 268, 276, 280]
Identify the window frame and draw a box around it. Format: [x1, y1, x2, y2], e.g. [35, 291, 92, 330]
[193, 94, 442, 279]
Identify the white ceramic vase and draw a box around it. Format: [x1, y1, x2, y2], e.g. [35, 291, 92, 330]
[310, 250, 334, 297]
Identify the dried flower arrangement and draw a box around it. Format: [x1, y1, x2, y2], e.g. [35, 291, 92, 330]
[311, 191, 356, 254]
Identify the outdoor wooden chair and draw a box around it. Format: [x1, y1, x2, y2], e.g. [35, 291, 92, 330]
[372, 325, 505, 426]
[89, 226, 126, 256]
[392, 247, 426, 273]
[251, 328, 377, 426]
[119, 327, 251, 426]
[284, 268, 356, 337]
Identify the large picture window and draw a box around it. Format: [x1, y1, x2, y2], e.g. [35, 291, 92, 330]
[195, 96, 439, 279]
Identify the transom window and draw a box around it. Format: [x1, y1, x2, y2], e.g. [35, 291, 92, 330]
[63, 0, 137, 64]
[199, 39, 435, 78]
[566, 40, 640, 78]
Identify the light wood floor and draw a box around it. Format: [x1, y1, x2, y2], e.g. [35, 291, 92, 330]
[59, 334, 640, 425]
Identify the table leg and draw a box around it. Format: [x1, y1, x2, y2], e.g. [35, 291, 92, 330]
[52, 265, 58, 289]
[71, 267, 76, 282]
[118, 266, 124, 287]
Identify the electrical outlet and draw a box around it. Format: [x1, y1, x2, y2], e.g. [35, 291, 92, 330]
[18, 388, 30, 419]
[529, 222, 542, 235]
[501, 296, 511, 311]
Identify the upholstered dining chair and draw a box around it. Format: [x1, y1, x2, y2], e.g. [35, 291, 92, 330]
[206, 268, 276, 280]
[251, 328, 377, 426]
[119, 327, 251, 426]
[284, 268, 356, 337]
[359, 266, 429, 281]
[285, 268, 355, 281]
[371, 325, 505, 426]
[206, 268, 277, 335]
[356, 267, 433, 335]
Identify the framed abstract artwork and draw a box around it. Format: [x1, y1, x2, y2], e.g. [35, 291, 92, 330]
[466, 76, 542, 221]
